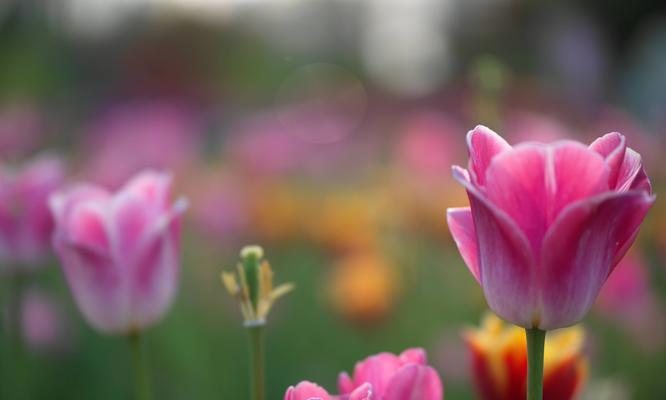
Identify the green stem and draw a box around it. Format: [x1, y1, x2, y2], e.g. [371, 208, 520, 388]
[247, 324, 265, 400]
[525, 328, 546, 400]
[128, 332, 152, 400]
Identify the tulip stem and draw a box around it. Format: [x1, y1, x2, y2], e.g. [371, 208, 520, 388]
[128, 332, 152, 400]
[525, 328, 546, 400]
[247, 324, 265, 400]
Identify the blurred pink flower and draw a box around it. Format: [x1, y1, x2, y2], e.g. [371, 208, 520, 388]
[0, 105, 44, 158]
[0, 155, 65, 269]
[284, 381, 372, 400]
[189, 171, 248, 242]
[596, 252, 666, 350]
[50, 170, 187, 334]
[396, 112, 462, 180]
[447, 126, 654, 330]
[228, 111, 367, 177]
[503, 112, 571, 144]
[81, 102, 200, 188]
[338, 348, 443, 400]
[596, 252, 650, 316]
[21, 289, 71, 354]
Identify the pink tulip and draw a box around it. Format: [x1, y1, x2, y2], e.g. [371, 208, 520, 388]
[49, 170, 187, 334]
[338, 348, 443, 400]
[0, 155, 65, 269]
[285, 348, 443, 400]
[284, 381, 372, 400]
[447, 126, 654, 330]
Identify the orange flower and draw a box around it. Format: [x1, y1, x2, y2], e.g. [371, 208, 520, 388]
[464, 313, 588, 400]
[328, 251, 398, 325]
[311, 191, 380, 253]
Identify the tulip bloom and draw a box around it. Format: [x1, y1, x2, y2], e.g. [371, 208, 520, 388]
[464, 313, 587, 400]
[284, 381, 372, 400]
[285, 348, 443, 400]
[50, 171, 187, 334]
[0, 155, 65, 269]
[338, 348, 443, 400]
[447, 126, 654, 330]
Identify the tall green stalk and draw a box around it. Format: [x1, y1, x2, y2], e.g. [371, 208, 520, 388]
[525, 328, 546, 400]
[128, 332, 152, 400]
[247, 324, 265, 400]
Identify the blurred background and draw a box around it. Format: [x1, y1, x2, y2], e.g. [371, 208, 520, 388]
[1, 0, 666, 398]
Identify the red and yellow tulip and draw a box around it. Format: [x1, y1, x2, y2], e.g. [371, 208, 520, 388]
[464, 313, 588, 400]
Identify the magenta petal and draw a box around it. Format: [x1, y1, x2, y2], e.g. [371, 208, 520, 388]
[109, 191, 158, 263]
[466, 125, 511, 185]
[446, 208, 480, 283]
[629, 166, 651, 193]
[616, 147, 651, 193]
[338, 373, 355, 394]
[129, 199, 187, 330]
[589, 132, 626, 188]
[284, 381, 331, 400]
[399, 348, 427, 365]
[50, 184, 109, 227]
[383, 365, 443, 400]
[351, 353, 403, 396]
[539, 191, 655, 329]
[53, 240, 128, 334]
[121, 170, 173, 209]
[64, 203, 109, 253]
[484, 142, 608, 254]
[347, 383, 373, 400]
[452, 166, 537, 328]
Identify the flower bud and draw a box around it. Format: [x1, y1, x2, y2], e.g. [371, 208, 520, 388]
[222, 245, 293, 326]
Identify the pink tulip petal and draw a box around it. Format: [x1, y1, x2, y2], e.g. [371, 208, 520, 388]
[629, 165, 651, 193]
[484, 142, 608, 255]
[447, 207, 480, 283]
[453, 165, 537, 327]
[539, 190, 655, 329]
[121, 170, 172, 209]
[284, 381, 331, 400]
[347, 383, 373, 400]
[589, 132, 626, 188]
[130, 198, 187, 329]
[616, 147, 651, 193]
[466, 125, 511, 185]
[109, 192, 159, 264]
[64, 203, 109, 253]
[399, 348, 427, 366]
[50, 184, 109, 227]
[351, 353, 403, 396]
[53, 240, 129, 333]
[383, 365, 443, 400]
[337, 373, 355, 394]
